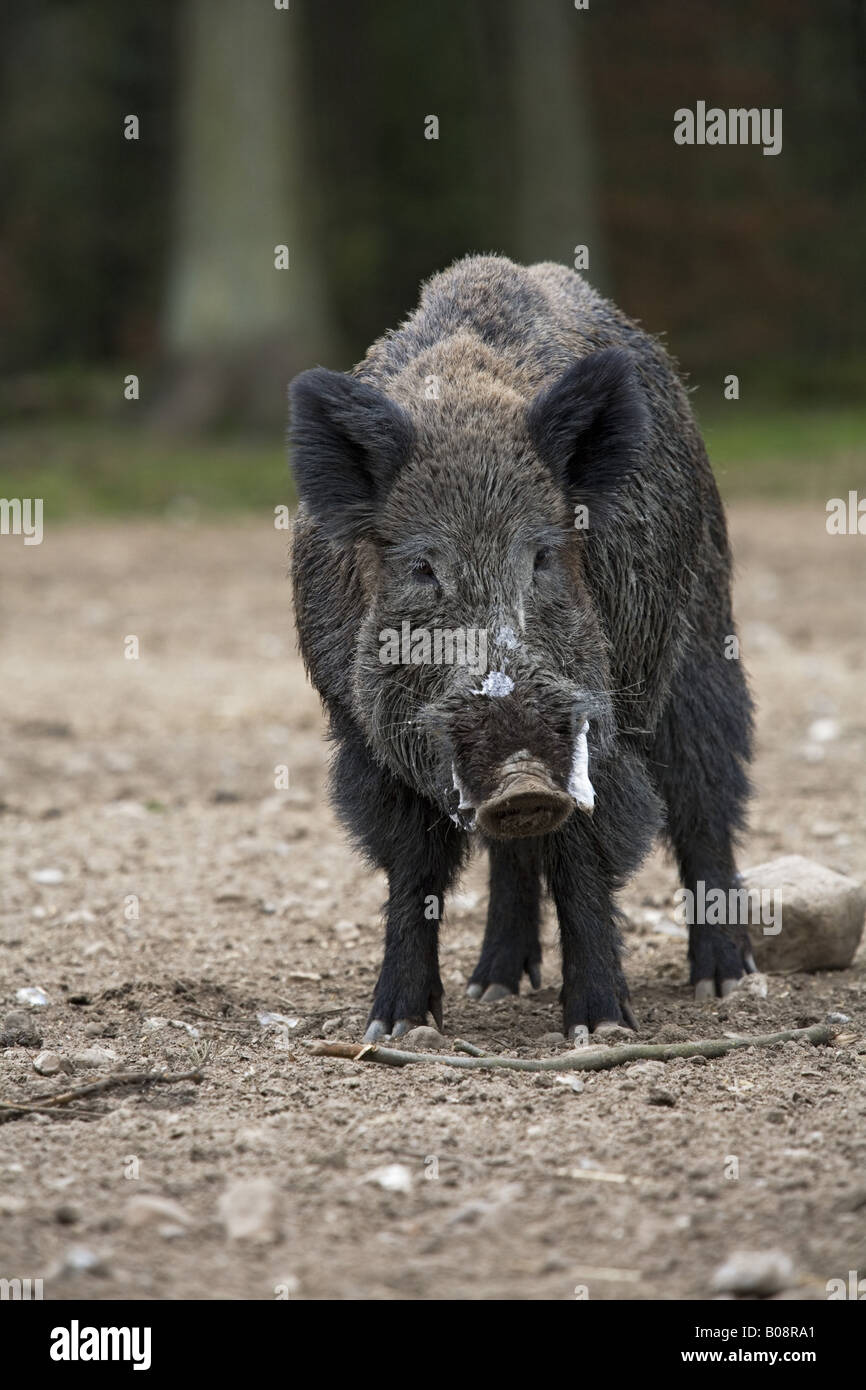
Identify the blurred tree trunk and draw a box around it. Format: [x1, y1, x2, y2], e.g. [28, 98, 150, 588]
[509, 0, 606, 289]
[155, 0, 334, 431]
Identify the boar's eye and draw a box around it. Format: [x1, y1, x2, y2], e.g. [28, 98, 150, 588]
[411, 558, 439, 586]
[533, 547, 552, 573]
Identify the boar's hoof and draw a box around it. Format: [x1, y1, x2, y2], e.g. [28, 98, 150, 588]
[363, 1019, 392, 1043]
[477, 760, 574, 839]
[478, 982, 515, 1004]
[363, 1017, 431, 1042]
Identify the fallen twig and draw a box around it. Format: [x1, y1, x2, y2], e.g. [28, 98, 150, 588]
[306, 1024, 832, 1073]
[454, 1039, 485, 1056]
[0, 1068, 204, 1121]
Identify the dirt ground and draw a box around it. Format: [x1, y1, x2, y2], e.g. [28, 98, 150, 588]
[1, 505, 864, 1302]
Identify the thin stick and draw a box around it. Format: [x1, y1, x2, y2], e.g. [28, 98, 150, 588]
[306, 1024, 832, 1073]
[0, 1068, 204, 1117]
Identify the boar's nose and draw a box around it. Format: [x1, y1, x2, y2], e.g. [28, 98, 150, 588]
[476, 752, 574, 839]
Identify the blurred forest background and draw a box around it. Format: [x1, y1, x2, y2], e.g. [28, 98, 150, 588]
[1, 0, 864, 515]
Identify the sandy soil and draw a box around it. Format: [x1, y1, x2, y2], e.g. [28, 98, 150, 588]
[1, 506, 864, 1301]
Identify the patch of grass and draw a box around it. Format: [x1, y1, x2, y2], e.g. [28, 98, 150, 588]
[1, 408, 864, 520]
[698, 405, 866, 501]
[0, 422, 294, 521]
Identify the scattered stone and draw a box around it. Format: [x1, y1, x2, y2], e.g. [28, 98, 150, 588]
[33, 1051, 71, 1076]
[647, 1088, 677, 1107]
[711, 1249, 794, 1296]
[827, 1012, 851, 1024]
[60, 1245, 110, 1277]
[218, 1178, 280, 1243]
[29, 868, 65, 885]
[540, 1031, 566, 1047]
[125, 1194, 193, 1232]
[745, 856, 865, 972]
[554, 1074, 585, 1093]
[626, 1060, 667, 1080]
[84, 1021, 106, 1038]
[54, 1204, 80, 1225]
[590, 1023, 633, 1045]
[257, 1012, 300, 1030]
[808, 718, 839, 743]
[403, 1026, 445, 1049]
[15, 987, 50, 1007]
[363, 1164, 412, 1194]
[0, 1011, 43, 1048]
[321, 1018, 343, 1036]
[4, 1010, 32, 1032]
[653, 918, 688, 939]
[733, 972, 769, 999]
[72, 1047, 118, 1070]
[811, 820, 840, 840]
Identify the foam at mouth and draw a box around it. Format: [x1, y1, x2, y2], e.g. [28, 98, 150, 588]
[567, 720, 595, 814]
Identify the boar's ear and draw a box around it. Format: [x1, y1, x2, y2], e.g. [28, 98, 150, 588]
[526, 348, 649, 518]
[289, 368, 414, 544]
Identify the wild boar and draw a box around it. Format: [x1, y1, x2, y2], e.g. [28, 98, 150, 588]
[289, 255, 754, 1041]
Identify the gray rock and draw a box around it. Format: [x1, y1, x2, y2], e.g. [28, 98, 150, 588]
[72, 1047, 118, 1070]
[626, 1060, 667, 1079]
[403, 1026, 446, 1049]
[744, 856, 865, 972]
[711, 1249, 794, 1296]
[33, 1051, 68, 1076]
[124, 1194, 193, 1230]
[218, 1178, 280, 1242]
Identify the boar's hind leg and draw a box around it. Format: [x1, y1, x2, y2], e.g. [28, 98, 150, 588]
[331, 734, 466, 1041]
[651, 643, 756, 999]
[467, 840, 543, 1002]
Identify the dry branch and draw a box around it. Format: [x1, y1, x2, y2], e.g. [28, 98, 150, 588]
[0, 1068, 204, 1122]
[307, 1024, 832, 1073]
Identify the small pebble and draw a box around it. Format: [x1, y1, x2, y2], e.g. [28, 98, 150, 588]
[218, 1178, 280, 1243]
[125, 1194, 193, 1230]
[72, 1047, 118, 1070]
[711, 1249, 794, 1296]
[647, 1088, 677, 1107]
[363, 1164, 412, 1193]
[33, 1051, 67, 1076]
[626, 1060, 667, 1079]
[16, 987, 50, 1007]
[403, 1026, 445, 1049]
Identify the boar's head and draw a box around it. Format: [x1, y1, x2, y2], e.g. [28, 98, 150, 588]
[290, 345, 648, 838]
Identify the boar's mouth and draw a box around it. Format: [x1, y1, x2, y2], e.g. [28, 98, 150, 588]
[476, 753, 575, 839]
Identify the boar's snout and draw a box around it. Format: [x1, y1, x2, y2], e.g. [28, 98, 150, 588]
[476, 751, 574, 839]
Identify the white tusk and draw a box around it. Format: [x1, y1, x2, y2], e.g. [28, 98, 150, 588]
[567, 719, 595, 815]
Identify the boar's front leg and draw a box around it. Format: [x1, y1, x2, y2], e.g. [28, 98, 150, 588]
[331, 731, 466, 1041]
[546, 830, 636, 1037]
[544, 752, 661, 1037]
[467, 840, 543, 1002]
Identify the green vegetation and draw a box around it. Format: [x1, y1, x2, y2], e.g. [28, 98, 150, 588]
[0, 422, 292, 519]
[2, 406, 864, 521]
[699, 406, 866, 501]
